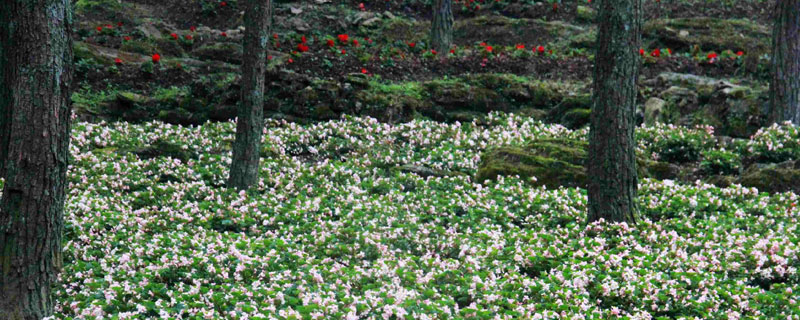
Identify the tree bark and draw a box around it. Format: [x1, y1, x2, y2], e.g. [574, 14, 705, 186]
[769, 0, 800, 125]
[431, 0, 454, 53]
[228, 0, 272, 190]
[0, 0, 73, 319]
[587, 0, 641, 224]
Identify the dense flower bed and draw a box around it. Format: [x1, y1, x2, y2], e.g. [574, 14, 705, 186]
[51, 114, 798, 319]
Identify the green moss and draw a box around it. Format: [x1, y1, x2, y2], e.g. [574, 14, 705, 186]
[643, 18, 769, 53]
[560, 108, 591, 129]
[740, 166, 800, 194]
[75, 0, 123, 15]
[74, 41, 113, 65]
[121, 39, 158, 56]
[475, 138, 588, 188]
[192, 42, 243, 64]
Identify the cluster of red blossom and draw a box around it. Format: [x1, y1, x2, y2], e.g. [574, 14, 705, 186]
[638, 47, 744, 63]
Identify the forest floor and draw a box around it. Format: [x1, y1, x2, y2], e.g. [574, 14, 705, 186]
[55, 0, 800, 318]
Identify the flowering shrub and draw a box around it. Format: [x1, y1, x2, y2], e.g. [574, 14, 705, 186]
[744, 122, 800, 163]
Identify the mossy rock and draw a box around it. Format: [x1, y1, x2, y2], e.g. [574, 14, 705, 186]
[376, 18, 428, 43]
[643, 18, 769, 54]
[454, 16, 585, 46]
[548, 94, 592, 126]
[192, 42, 243, 64]
[560, 108, 591, 129]
[125, 139, 198, 162]
[475, 138, 588, 188]
[739, 161, 800, 194]
[74, 41, 113, 65]
[75, 0, 124, 16]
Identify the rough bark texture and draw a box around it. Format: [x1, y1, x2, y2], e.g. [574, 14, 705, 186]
[0, 0, 73, 319]
[228, 0, 272, 190]
[431, 0, 454, 53]
[769, 0, 800, 125]
[587, 0, 641, 224]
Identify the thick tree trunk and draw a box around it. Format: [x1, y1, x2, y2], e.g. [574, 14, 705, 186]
[431, 0, 454, 53]
[587, 0, 641, 223]
[228, 0, 272, 190]
[0, 0, 73, 319]
[769, 0, 800, 125]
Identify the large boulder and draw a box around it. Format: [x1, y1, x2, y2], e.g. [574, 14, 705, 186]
[475, 139, 588, 188]
[739, 160, 800, 194]
[476, 139, 687, 188]
[654, 72, 767, 138]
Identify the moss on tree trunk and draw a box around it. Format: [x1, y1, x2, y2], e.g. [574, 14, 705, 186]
[228, 0, 272, 190]
[0, 0, 73, 318]
[587, 0, 641, 223]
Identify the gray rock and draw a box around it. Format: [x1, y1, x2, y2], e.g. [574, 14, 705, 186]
[644, 97, 666, 125]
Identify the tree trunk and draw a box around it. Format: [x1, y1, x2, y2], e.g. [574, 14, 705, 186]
[769, 0, 800, 125]
[228, 0, 272, 190]
[0, 0, 73, 319]
[431, 0, 454, 53]
[587, 0, 641, 224]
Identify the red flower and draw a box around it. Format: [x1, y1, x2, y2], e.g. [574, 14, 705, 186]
[651, 48, 660, 57]
[480, 42, 487, 47]
[297, 43, 309, 52]
[96, 26, 103, 32]
[190, 26, 197, 32]
[552, 2, 558, 11]
[171, 33, 178, 40]
[431, 49, 438, 55]
[516, 43, 525, 50]
[450, 48, 456, 54]
[341, 49, 347, 54]
[273, 33, 279, 39]
[117, 22, 124, 27]
[639, 48, 645, 56]
[220, 1, 227, 6]
[301, 35, 307, 43]
[485, 46, 493, 52]
[707, 52, 718, 63]
[475, 4, 480, 10]
[152, 53, 161, 63]
[185, 35, 193, 40]
[408, 42, 416, 48]
[115, 58, 122, 65]
[667, 48, 672, 55]
[353, 39, 359, 47]
[105, 24, 113, 28]
[220, 32, 227, 37]
[288, 58, 294, 63]
[268, 55, 273, 60]
[537, 45, 545, 54]
[736, 50, 744, 56]
[123, 36, 131, 41]
[327, 39, 335, 47]
[338, 34, 349, 43]
[361, 68, 368, 74]
[359, 2, 365, 10]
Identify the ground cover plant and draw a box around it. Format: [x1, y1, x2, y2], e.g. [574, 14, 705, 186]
[52, 113, 799, 319]
[2, 0, 800, 318]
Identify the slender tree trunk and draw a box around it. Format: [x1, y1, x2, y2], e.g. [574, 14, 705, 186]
[587, 0, 641, 224]
[769, 0, 800, 125]
[0, 0, 73, 319]
[431, 0, 454, 53]
[228, 0, 271, 190]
